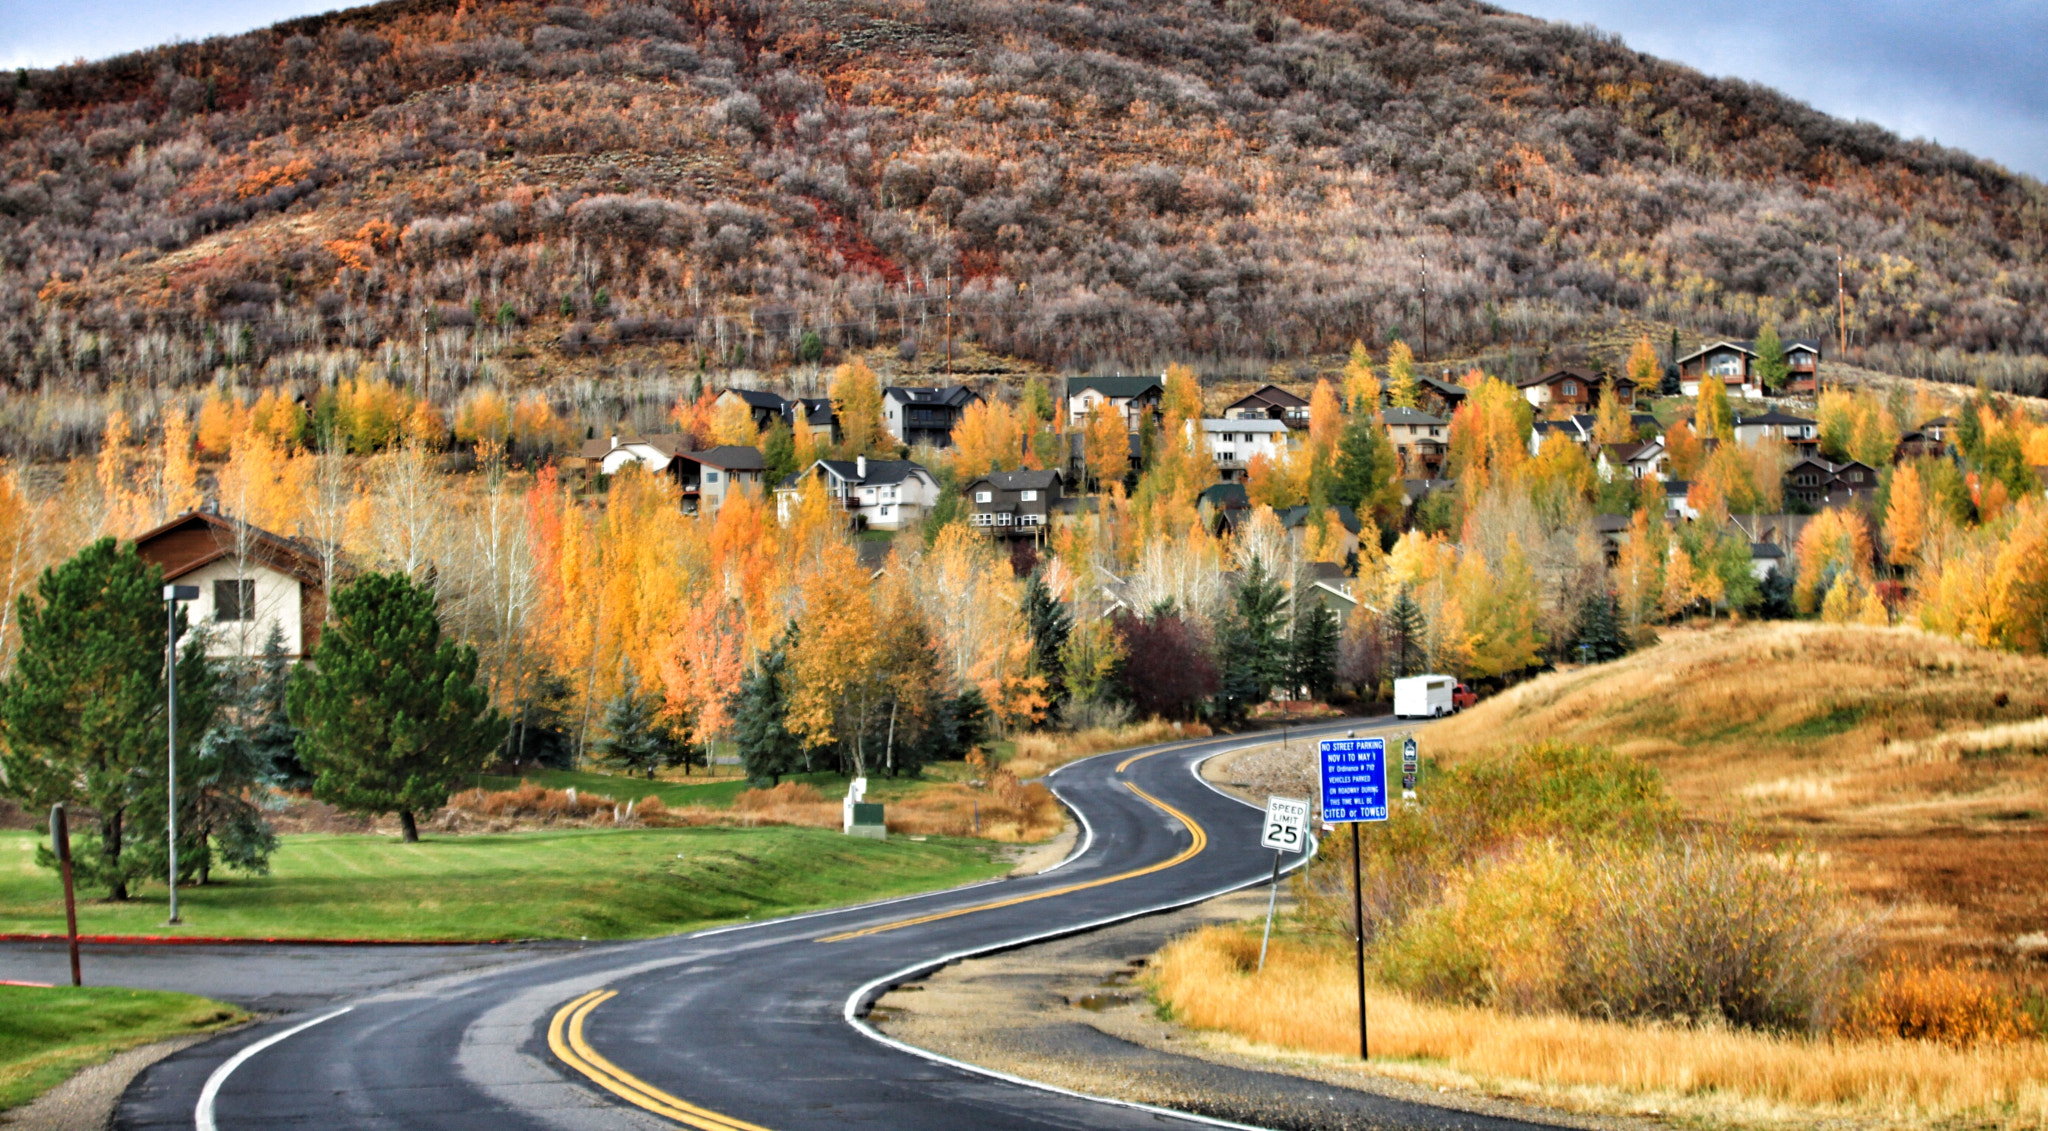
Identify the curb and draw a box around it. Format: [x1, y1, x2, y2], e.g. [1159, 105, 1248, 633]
[0, 933, 514, 947]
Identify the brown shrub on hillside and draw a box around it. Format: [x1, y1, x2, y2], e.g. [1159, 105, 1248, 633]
[1840, 964, 2038, 1047]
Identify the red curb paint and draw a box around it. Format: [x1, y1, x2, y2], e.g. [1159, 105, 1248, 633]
[0, 933, 511, 947]
[0, 979, 55, 987]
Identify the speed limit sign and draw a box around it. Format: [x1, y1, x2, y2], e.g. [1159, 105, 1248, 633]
[1260, 796, 1310, 852]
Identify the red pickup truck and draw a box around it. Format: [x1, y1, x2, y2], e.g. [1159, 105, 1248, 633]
[1451, 682, 1478, 711]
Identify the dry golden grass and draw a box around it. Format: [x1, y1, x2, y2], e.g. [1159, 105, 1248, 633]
[1006, 719, 1211, 778]
[1152, 925, 2048, 1130]
[1428, 622, 2048, 964]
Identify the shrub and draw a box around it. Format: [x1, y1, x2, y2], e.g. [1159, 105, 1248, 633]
[1838, 964, 2035, 1046]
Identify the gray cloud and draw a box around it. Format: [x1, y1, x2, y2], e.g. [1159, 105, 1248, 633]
[1493, 0, 2048, 178]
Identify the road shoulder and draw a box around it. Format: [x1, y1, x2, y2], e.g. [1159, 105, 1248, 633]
[3, 1028, 236, 1131]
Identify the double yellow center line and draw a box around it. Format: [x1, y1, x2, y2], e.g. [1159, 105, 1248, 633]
[548, 989, 771, 1131]
[550, 745, 1218, 1128]
[814, 755, 1206, 943]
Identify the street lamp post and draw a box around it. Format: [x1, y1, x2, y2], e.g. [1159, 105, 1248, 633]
[163, 583, 197, 925]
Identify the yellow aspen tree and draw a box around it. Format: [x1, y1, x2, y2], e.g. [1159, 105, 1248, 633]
[1626, 334, 1659, 393]
[1613, 506, 1666, 628]
[830, 359, 886, 457]
[251, 389, 308, 449]
[790, 403, 820, 469]
[1794, 508, 1875, 614]
[1857, 585, 1890, 626]
[454, 389, 512, 447]
[1082, 403, 1129, 490]
[406, 398, 447, 450]
[196, 388, 247, 457]
[1341, 341, 1381, 415]
[159, 409, 203, 517]
[1386, 341, 1419, 408]
[1244, 450, 1307, 509]
[1162, 363, 1204, 424]
[951, 399, 1024, 477]
[1694, 371, 1734, 442]
[710, 395, 760, 447]
[1303, 508, 1345, 564]
[1886, 463, 1929, 570]
[1982, 502, 2048, 653]
[96, 410, 149, 536]
[1664, 419, 1704, 481]
[1820, 573, 1855, 623]
[1594, 376, 1635, 445]
[1662, 545, 1697, 619]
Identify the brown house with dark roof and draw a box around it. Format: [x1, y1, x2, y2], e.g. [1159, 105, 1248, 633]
[1518, 368, 1636, 412]
[133, 510, 327, 659]
[1224, 384, 1311, 428]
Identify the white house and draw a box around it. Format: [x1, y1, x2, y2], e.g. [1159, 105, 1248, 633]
[579, 433, 693, 476]
[1066, 376, 1163, 431]
[134, 510, 325, 661]
[775, 456, 941, 532]
[1596, 439, 1669, 482]
[1197, 418, 1290, 480]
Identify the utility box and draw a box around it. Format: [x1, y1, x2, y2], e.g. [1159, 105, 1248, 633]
[848, 802, 886, 840]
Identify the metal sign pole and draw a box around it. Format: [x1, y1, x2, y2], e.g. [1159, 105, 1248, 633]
[1257, 849, 1282, 971]
[166, 595, 180, 925]
[50, 804, 79, 987]
[1352, 822, 1367, 1060]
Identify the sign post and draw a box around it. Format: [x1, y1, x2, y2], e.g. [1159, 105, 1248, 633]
[1318, 732, 1388, 1060]
[49, 804, 79, 987]
[1401, 734, 1420, 802]
[1256, 796, 1309, 971]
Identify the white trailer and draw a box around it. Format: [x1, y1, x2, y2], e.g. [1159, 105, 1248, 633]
[1394, 674, 1457, 719]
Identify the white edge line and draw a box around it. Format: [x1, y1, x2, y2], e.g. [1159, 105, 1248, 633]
[838, 722, 1364, 1130]
[194, 1006, 352, 1131]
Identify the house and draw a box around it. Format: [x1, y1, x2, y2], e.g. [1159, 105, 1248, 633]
[1748, 541, 1788, 580]
[783, 397, 837, 444]
[1224, 384, 1311, 428]
[1416, 374, 1468, 417]
[1591, 513, 1632, 564]
[1201, 418, 1290, 480]
[1519, 368, 1634, 411]
[1067, 376, 1163, 431]
[1402, 478, 1457, 508]
[1784, 456, 1879, 508]
[714, 388, 789, 431]
[1919, 416, 1956, 443]
[133, 510, 325, 661]
[1894, 429, 1950, 462]
[1679, 339, 1822, 396]
[1530, 414, 1597, 456]
[775, 456, 940, 532]
[1299, 561, 1360, 622]
[1197, 481, 1252, 537]
[1733, 411, 1819, 450]
[1597, 440, 1668, 482]
[672, 446, 767, 515]
[580, 433, 694, 477]
[1276, 505, 1363, 562]
[1382, 407, 1449, 477]
[882, 385, 981, 448]
[965, 468, 1064, 538]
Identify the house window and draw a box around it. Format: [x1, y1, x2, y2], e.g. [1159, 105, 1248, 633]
[704, 471, 720, 483]
[1709, 355, 1743, 377]
[1562, 381, 1578, 397]
[881, 505, 893, 518]
[214, 579, 255, 622]
[1021, 490, 1038, 502]
[1849, 471, 1864, 483]
[974, 490, 993, 503]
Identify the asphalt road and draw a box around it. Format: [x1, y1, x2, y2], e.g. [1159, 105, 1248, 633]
[114, 721, 1564, 1131]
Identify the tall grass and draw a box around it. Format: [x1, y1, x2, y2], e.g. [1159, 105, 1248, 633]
[1152, 926, 2048, 1128]
[1006, 718, 1210, 778]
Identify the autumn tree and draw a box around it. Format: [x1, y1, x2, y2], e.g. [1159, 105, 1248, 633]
[1341, 341, 1381, 415]
[288, 571, 499, 842]
[1753, 324, 1788, 391]
[830, 359, 887, 457]
[711, 395, 761, 447]
[1695, 371, 1735, 442]
[1594, 376, 1635, 445]
[1885, 462, 1929, 570]
[1386, 341, 1420, 409]
[1626, 335, 1660, 394]
[1110, 608, 1217, 720]
[952, 399, 1024, 477]
[1082, 403, 1130, 490]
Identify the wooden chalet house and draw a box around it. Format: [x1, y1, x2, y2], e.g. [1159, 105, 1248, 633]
[1678, 338, 1822, 397]
[1381, 407, 1448, 477]
[1785, 456, 1878, 508]
[1223, 384, 1311, 429]
[965, 469, 1063, 538]
[1518, 368, 1635, 412]
[134, 510, 326, 661]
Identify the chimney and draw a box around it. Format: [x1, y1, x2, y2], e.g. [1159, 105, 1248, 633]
[609, 434, 618, 451]
[856, 455, 867, 479]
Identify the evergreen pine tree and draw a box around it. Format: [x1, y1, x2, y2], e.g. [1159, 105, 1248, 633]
[1332, 415, 1398, 522]
[1289, 600, 1342, 700]
[1571, 589, 1629, 664]
[0, 538, 204, 899]
[249, 623, 304, 787]
[1214, 557, 1288, 723]
[761, 419, 798, 486]
[287, 571, 500, 842]
[1388, 586, 1427, 678]
[594, 659, 686, 779]
[186, 633, 280, 884]
[730, 633, 804, 786]
[1021, 570, 1071, 715]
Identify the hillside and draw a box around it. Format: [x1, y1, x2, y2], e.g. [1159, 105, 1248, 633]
[1428, 622, 2048, 967]
[2, 0, 2045, 454]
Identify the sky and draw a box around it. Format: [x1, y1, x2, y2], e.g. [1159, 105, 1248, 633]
[2, 0, 2043, 180]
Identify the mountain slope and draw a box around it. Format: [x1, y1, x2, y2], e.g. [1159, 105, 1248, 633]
[2, 0, 2044, 432]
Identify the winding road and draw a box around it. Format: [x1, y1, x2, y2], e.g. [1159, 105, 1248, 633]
[113, 720, 1551, 1131]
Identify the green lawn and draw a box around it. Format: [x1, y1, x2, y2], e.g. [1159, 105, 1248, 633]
[0, 985, 243, 1110]
[0, 826, 1006, 942]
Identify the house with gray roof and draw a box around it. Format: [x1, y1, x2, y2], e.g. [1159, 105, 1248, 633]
[882, 385, 981, 448]
[774, 455, 939, 532]
[1066, 375, 1164, 431]
[965, 468, 1064, 539]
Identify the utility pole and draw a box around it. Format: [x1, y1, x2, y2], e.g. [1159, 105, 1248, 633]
[1418, 253, 1430, 359]
[1836, 250, 1848, 392]
[943, 270, 954, 378]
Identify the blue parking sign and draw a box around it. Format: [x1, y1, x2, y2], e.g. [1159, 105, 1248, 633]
[1319, 737, 1388, 823]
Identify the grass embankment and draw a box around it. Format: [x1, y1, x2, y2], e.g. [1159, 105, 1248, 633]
[0, 985, 243, 1111]
[1427, 621, 2048, 963]
[0, 826, 1007, 941]
[1153, 927, 2048, 1130]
